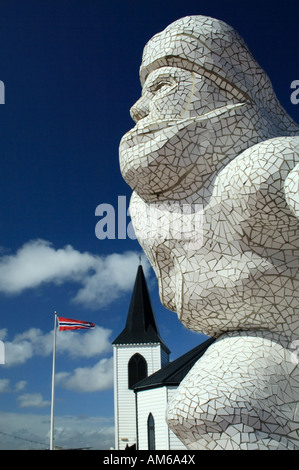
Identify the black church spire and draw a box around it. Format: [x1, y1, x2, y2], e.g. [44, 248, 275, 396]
[113, 264, 170, 353]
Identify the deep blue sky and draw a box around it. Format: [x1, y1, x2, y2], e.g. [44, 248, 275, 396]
[0, 0, 298, 450]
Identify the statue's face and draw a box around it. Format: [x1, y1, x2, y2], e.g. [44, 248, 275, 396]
[119, 64, 253, 201]
[119, 30, 265, 203]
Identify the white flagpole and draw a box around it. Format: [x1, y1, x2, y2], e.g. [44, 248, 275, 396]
[50, 311, 58, 450]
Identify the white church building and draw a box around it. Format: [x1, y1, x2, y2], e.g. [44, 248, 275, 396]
[112, 264, 214, 450]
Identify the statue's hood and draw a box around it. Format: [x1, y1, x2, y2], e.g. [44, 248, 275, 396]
[140, 15, 298, 135]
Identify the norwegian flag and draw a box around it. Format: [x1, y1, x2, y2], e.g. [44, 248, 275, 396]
[57, 317, 95, 331]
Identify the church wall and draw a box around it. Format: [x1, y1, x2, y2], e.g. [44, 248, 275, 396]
[136, 386, 187, 450]
[136, 387, 169, 450]
[113, 343, 167, 450]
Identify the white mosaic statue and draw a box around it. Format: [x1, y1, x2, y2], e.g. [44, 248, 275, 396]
[119, 15, 299, 449]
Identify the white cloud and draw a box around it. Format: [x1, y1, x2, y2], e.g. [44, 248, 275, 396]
[0, 379, 10, 393]
[4, 325, 112, 366]
[0, 379, 28, 394]
[5, 335, 35, 366]
[56, 357, 114, 392]
[14, 381, 27, 392]
[4, 327, 51, 366]
[0, 239, 96, 294]
[56, 326, 112, 358]
[0, 239, 150, 309]
[0, 329, 7, 341]
[73, 251, 150, 308]
[17, 392, 50, 408]
[0, 411, 114, 449]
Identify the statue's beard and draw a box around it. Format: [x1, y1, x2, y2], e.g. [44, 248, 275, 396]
[119, 102, 247, 202]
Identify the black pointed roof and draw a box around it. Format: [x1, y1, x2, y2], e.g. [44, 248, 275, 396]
[132, 337, 215, 392]
[113, 264, 170, 354]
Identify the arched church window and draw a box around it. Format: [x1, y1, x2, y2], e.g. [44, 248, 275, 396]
[147, 413, 155, 450]
[128, 353, 147, 389]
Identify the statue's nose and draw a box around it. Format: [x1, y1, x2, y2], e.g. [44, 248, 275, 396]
[130, 95, 150, 123]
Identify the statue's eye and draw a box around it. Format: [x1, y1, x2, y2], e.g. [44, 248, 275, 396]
[150, 81, 173, 94]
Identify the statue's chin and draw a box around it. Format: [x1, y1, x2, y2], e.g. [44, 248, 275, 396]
[119, 118, 214, 201]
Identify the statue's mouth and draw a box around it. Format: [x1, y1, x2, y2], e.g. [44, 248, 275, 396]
[120, 101, 248, 150]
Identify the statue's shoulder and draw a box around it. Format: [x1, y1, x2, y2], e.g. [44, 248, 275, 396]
[238, 136, 299, 164]
[220, 136, 299, 177]
[214, 137, 299, 198]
